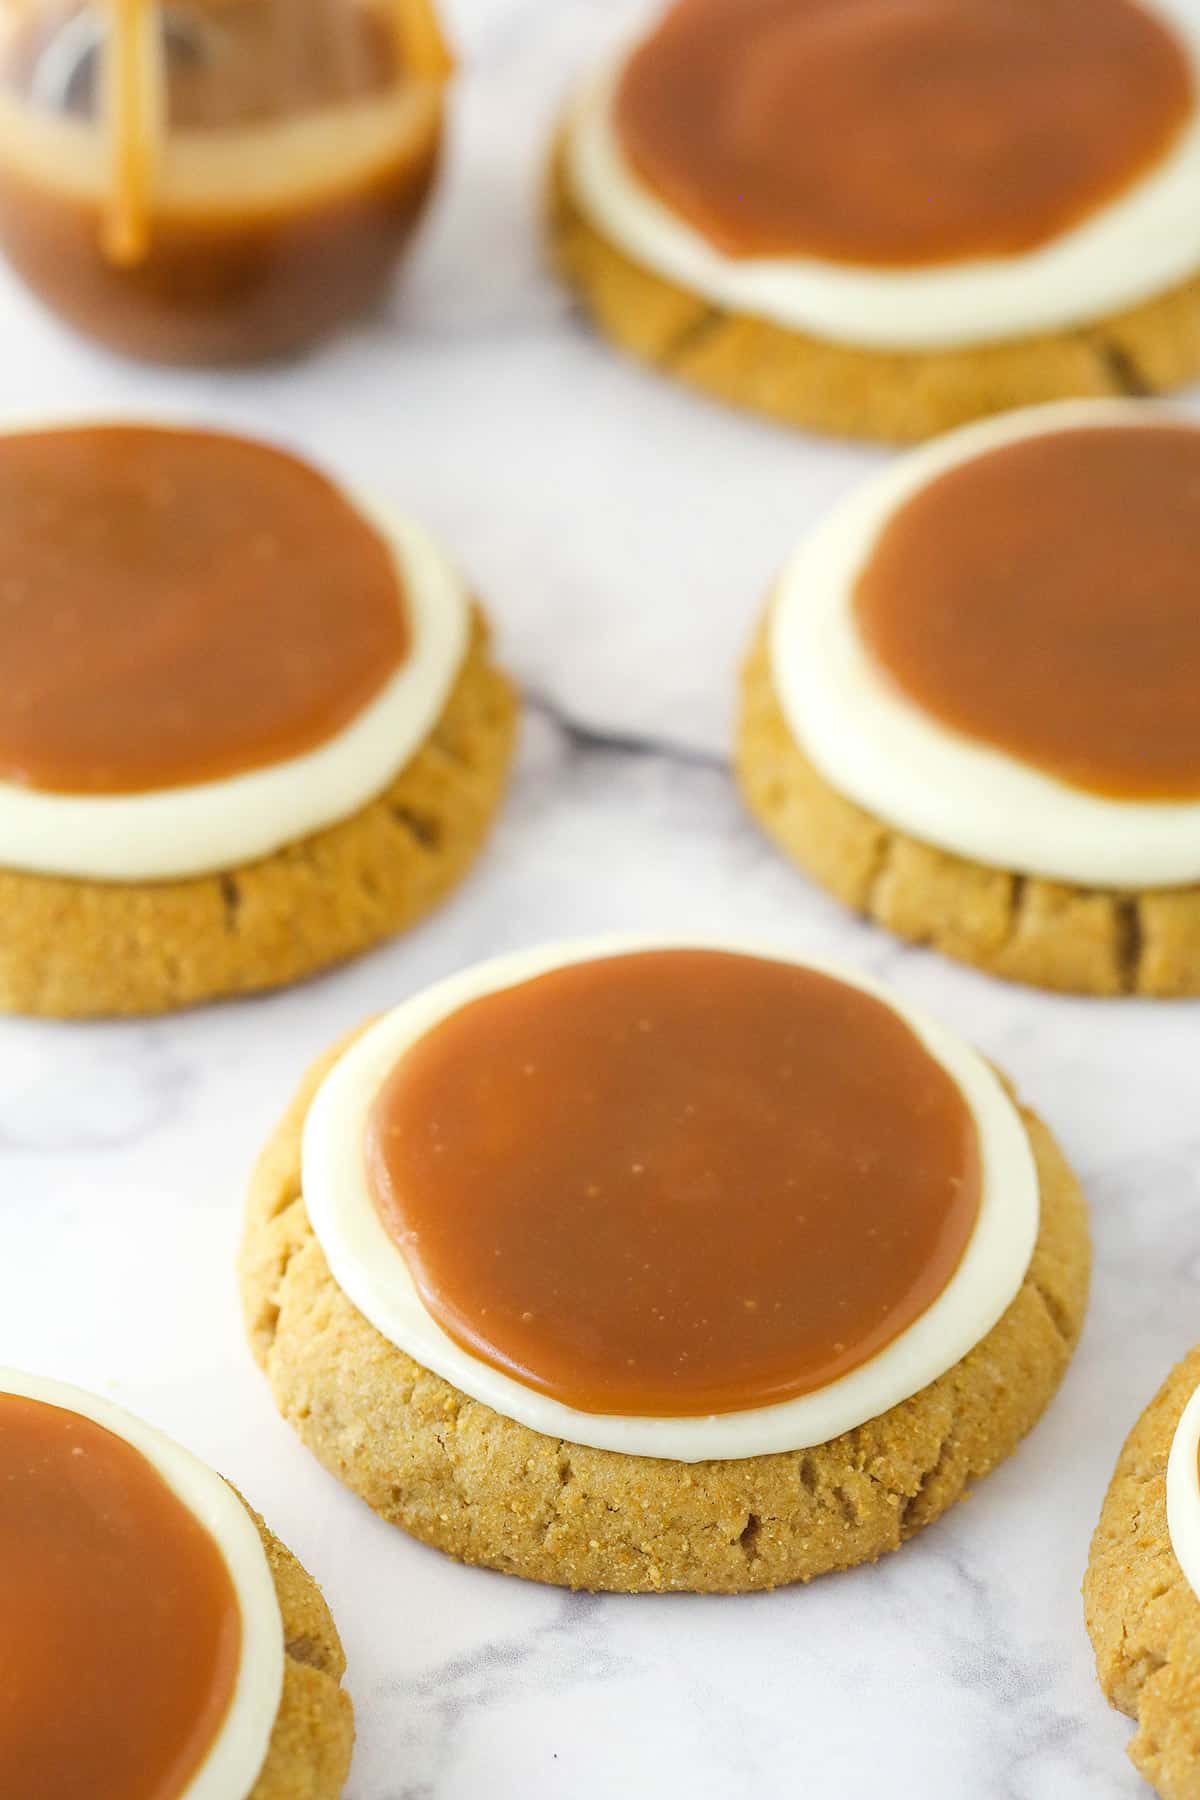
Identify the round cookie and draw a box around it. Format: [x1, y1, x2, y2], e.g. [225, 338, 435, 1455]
[550, 147, 1200, 446]
[240, 1503, 354, 1799]
[736, 403, 1200, 997]
[0, 424, 518, 1018]
[1084, 1348, 1200, 1800]
[549, 0, 1200, 444]
[737, 625, 1200, 998]
[0, 614, 516, 1018]
[239, 966, 1090, 1596]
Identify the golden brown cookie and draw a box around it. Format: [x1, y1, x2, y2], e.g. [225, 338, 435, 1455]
[247, 1501, 354, 1800]
[0, 613, 517, 1019]
[548, 143, 1200, 445]
[1084, 1348, 1200, 1800]
[239, 1033, 1090, 1596]
[736, 626, 1200, 997]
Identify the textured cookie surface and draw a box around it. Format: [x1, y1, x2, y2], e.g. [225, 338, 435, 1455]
[1084, 1348, 1200, 1800]
[239, 1035, 1090, 1595]
[549, 142, 1200, 444]
[246, 1499, 354, 1799]
[736, 626, 1200, 997]
[0, 614, 517, 1018]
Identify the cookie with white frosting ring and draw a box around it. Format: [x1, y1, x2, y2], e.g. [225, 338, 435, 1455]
[550, 0, 1200, 443]
[0, 1371, 353, 1799]
[737, 401, 1200, 996]
[1084, 1348, 1200, 1800]
[0, 423, 517, 1018]
[239, 938, 1090, 1594]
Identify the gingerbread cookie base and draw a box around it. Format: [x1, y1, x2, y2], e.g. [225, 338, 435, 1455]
[0, 614, 517, 1018]
[737, 630, 1200, 997]
[548, 144, 1200, 445]
[1084, 1348, 1200, 1800]
[244, 1498, 353, 1799]
[239, 1034, 1089, 1596]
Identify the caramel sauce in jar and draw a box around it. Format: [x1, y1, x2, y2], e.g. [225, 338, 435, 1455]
[0, 0, 450, 361]
[854, 423, 1200, 799]
[615, 0, 1193, 266]
[366, 949, 982, 1418]
[0, 1390, 242, 1800]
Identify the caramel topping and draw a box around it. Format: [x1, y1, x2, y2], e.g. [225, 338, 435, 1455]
[0, 1391, 242, 1800]
[366, 950, 981, 1418]
[854, 423, 1200, 800]
[0, 425, 408, 795]
[615, 0, 1194, 265]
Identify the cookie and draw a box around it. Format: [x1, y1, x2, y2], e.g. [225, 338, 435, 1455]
[0, 612, 516, 1018]
[0, 418, 518, 1018]
[240, 946, 1090, 1596]
[1084, 1348, 1200, 1800]
[0, 1371, 352, 1798]
[736, 403, 1200, 996]
[549, 0, 1200, 442]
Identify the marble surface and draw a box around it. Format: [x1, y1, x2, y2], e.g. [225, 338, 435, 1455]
[2, 3, 1200, 1795]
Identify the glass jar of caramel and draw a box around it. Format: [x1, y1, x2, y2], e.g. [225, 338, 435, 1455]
[0, 0, 450, 362]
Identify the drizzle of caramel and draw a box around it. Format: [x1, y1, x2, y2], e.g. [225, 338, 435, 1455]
[615, 0, 1194, 265]
[391, 0, 453, 80]
[0, 425, 409, 795]
[103, 0, 159, 264]
[0, 1391, 242, 1800]
[854, 424, 1200, 800]
[366, 950, 982, 1418]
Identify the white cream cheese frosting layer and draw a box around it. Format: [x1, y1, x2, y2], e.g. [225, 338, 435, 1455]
[1166, 1379, 1200, 1602]
[0, 499, 470, 884]
[0, 1368, 284, 1800]
[770, 398, 1200, 890]
[302, 934, 1040, 1464]
[565, 0, 1200, 353]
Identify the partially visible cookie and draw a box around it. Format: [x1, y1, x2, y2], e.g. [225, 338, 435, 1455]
[735, 403, 1200, 996]
[549, 0, 1200, 443]
[1084, 1348, 1200, 1800]
[0, 1370, 353, 1798]
[249, 1505, 355, 1800]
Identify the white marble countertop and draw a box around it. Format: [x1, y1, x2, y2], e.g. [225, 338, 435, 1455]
[2, 3, 1200, 1795]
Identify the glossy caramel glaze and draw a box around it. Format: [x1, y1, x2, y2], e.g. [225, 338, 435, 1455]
[616, 0, 1193, 265]
[366, 949, 982, 1417]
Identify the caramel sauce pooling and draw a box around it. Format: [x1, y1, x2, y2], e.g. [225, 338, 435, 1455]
[0, 1391, 242, 1800]
[854, 424, 1200, 800]
[615, 0, 1194, 265]
[0, 425, 409, 795]
[366, 950, 982, 1418]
